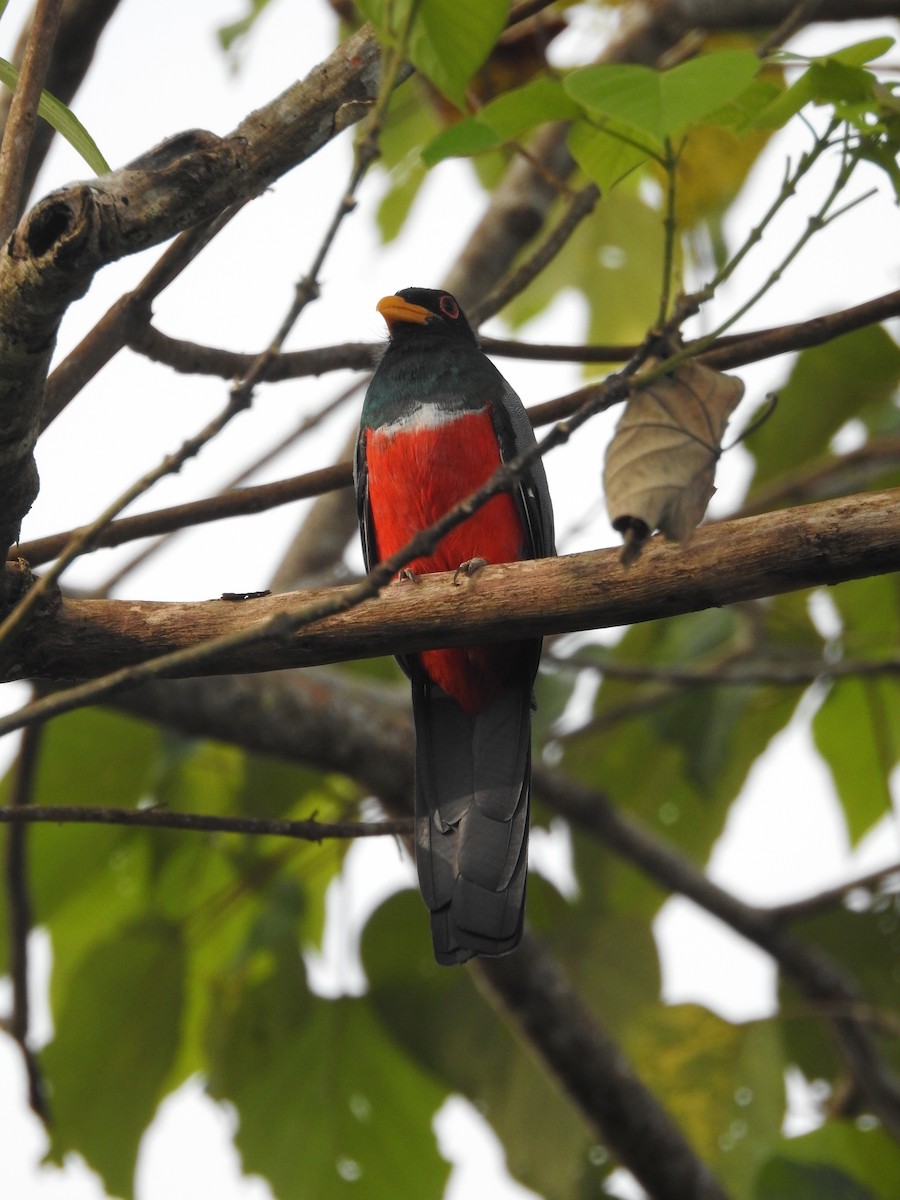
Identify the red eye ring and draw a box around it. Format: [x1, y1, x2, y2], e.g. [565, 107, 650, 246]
[439, 294, 459, 319]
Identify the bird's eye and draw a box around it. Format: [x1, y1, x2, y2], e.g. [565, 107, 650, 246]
[439, 295, 459, 319]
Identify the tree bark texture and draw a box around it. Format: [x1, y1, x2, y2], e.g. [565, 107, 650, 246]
[5, 487, 899, 682]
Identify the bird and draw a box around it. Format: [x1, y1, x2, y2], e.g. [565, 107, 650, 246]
[354, 287, 555, 965]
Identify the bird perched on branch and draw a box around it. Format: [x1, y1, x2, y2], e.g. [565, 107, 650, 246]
[355, 288, 555, 964]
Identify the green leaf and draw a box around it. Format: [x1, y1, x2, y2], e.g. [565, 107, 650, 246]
[756, 1158, 878, 1200]
[625, 1006, 785, 1197]
[0, 57, 109, 174]
[23, 709, 161, 922]
[745, 325, 900, 494]
[813, 675, 900, 843]
[755, 1123, 900, 1200]
[477, 75, 581, 140]
[422, 114, 503, 165]
[206, 945, 449, 1200]
[423, 77, 581, 166]
[43, 918, 186, 1200]
[217, 0, 273, 55]
[504, 185, 664, 345]
[780, 897, 900, 1084]
[827, 37, 895, 67]
[362, 888, 607, 1200]
[565, 50, 760, 146]
[568, 116, 653, 189]
[752, 57, 880, 129]
[358, 0, 507, 107]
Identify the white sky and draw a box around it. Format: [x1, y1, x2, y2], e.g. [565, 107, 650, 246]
[1, 2, 899, 1198]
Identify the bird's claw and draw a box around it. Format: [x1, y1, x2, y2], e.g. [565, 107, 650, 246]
[396, 567, 418, 583]
[453, 557, 488, 585]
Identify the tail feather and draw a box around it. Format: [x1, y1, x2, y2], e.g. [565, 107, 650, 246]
[413, 672, 532, 964]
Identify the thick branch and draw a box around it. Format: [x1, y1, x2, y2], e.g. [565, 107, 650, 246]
[5, 488, 899, 683]
[476, 936, 731, 1200]
[536, 767, 900, 1137]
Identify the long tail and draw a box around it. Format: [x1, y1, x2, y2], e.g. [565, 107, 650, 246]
[412, 674, 532, 965]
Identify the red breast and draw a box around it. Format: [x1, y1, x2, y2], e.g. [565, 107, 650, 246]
[365, 406, 527, 714]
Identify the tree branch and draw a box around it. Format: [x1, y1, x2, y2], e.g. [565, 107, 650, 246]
[0, 804, 411, 841]
[475, 936, 732, 1200]
[534, 766, 900, 1137]
[0, 0, 64, 242]
[0, 0, 122, 218]
[127, 323, 375, 383]
[4, 487, 899, 686]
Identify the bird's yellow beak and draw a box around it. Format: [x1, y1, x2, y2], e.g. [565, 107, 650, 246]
[376, 294, 431, 331]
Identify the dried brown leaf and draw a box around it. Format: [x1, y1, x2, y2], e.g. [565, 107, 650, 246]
[603, 359, 744, 563]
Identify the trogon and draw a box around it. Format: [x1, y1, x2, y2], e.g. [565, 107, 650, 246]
[354, 287, 555, 965]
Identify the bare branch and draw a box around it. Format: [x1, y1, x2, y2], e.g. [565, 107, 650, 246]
[770, 863, 900, 923]
[42, 202, 250, 430]
[14, 464, 349, 569]
[0, 803, 411, 841]
[0, 0, 64, 242]
[4, 487, 899, 689]
[468, 182, 600, 326]
[476, 936, 732, 1200]
[0, 0, 122, 217]
[533, 767, 900, 1137]
[552, 648, 900, 688]
[127, 323, 375, 382]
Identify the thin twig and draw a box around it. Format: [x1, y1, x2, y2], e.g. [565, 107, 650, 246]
[534, 767, 900, 1137]
[757, 0, 826, 57]
[469, 182, 600, 326]
[42, 202, 251, 430]
[0, 0, 65, 242]
[15, 464, 350, 569]
[771, 862, 900, 923]
[0, 387, 258, 650]
[551, 649, 900, 688]
[657, 138, 679, 325]
[95, 381, 363, 594]
[708, 133, 862, 341]
[674, 119, 840, 336]
[128, 323, 375, 383]
[0, 804, 411, 841]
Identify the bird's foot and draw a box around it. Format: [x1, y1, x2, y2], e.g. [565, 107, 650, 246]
[453, 557, 488, 585]
[396, 567, 418, 583]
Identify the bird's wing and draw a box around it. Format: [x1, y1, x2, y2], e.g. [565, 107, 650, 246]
[492, 376, 556, 560]
[352, 426, 377, 574]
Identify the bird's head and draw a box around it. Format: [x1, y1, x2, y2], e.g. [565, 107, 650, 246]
[376, 288, 477, 345]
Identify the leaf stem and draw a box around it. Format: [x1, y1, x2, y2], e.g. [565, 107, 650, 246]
[657, 137, 679, 325]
